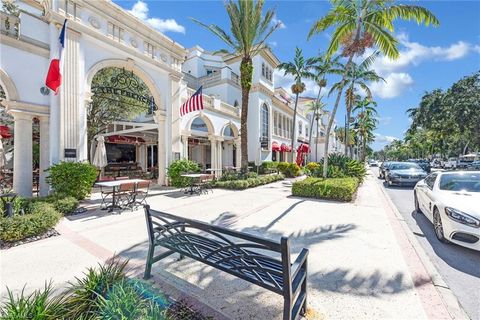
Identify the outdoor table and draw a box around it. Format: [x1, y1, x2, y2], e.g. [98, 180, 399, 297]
[181, 173, 210, 195]
[95, 179, 147, 212]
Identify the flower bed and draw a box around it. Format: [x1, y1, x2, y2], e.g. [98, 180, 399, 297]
[292, 177, 360, 202]
[214, 173, 285, 190]
[0, 257, 209, 319]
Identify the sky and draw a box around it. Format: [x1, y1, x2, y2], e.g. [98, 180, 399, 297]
[113, 0, 480, 150]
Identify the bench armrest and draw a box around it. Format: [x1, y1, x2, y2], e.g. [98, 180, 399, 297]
[291, 248, 309, 280]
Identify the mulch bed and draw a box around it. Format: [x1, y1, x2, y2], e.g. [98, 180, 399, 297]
[0, 228, 60, 250]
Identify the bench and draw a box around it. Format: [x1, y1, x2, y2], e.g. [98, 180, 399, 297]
[143, 205, 309, 320]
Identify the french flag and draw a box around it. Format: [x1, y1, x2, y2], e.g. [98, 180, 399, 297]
[45, 19, 67, 94]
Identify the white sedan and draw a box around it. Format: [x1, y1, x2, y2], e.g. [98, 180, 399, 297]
[414, 171, 480, 251]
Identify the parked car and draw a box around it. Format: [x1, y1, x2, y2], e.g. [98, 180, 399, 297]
[458, 154, 479, 169]
[409, 159, 431, 173]
[467, 161, 480, 170]
[431, 158, 442, 169]
[369, 160, 379, 167]
[414, 171, 480, 251]
[379, 161, 395, 179]
[443, 157, 458, 169]
[385, 162, 427, 186]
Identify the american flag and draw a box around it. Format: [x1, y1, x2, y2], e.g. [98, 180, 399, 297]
[180, 86, 204, 116]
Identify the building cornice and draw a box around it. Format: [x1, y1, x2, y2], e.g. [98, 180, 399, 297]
[48, 11, 183, 78]
[0, 34, 49, 58]
[4, 101, 50, 117]
[250, 83, 274, 97]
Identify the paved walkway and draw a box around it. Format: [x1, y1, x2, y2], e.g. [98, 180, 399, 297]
[1, 173, 451, 319]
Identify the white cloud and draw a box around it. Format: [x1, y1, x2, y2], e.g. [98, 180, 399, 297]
[129, 1, 185, 34]
[269, 41, 278, 48]
[375, 116, 392, 125]
[370, 72, 414, 99]
[272, 16, 286, 29]
[374, 133, 398, 144]
[473, 44, 480, 54]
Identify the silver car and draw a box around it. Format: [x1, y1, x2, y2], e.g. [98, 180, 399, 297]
[385, 162, 427, 187]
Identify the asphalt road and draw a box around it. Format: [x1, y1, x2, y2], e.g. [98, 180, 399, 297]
[372, 168, 480, 320]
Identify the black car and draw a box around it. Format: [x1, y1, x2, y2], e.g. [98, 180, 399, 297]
[408, 159, 431, 173]
[385, 162, 428, 186]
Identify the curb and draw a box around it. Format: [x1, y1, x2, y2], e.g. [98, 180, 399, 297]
[375, 174, 469, 320]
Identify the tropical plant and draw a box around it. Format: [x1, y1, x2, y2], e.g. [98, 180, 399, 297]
[306, 99, 326, 162]
[278, 47, 315, 162]
[192, 0, 281, 170]
[353, 97, 378, 161]
[308, 0, 439, 177]
[166, 159, 201, 187]
[330, 52, 384, 156]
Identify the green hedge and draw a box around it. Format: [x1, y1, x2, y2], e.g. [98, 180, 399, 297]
[214, 174, 284, 190]
[292, 177, 360, 202]
[0, 202, 62, 242]
[277, 162, 302, 178]
[46, 161, 98, 200]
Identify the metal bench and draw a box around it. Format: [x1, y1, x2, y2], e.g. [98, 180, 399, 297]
[143, 205, 309, 320]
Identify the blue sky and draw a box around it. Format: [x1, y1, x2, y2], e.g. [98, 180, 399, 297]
[114, 0, 480, 150]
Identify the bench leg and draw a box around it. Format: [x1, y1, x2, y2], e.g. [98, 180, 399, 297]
[283, 296, 292, 320]
[301, 257, 308, 316]
[144, 243, 154, 279]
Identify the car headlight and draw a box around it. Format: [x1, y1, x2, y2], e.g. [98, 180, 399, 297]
[445, 207, 480, 228]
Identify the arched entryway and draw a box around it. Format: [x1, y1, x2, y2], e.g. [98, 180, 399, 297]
[187, 116, 214, 170]
[221, 123, 239, 168]
[87, 66, 160, 180]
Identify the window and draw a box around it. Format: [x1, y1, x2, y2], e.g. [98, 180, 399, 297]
[261, 104, 269, 138]
[262, 63, 265, 77]
[299, 121, 303, 135]
[191, 117, 208, 132]
[306, 126, 308, 137]
[234, 100, 239, 108]
[425, 173, 438, 190]
[144, 42, 155, 58]
[108, 22, 124, 43]
[224, 125, 235, 137]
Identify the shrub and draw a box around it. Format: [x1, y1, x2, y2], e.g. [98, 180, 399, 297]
[167, 159, 200, 188]
[260, 161, 278, 174]
[286, 163, 302, 177]
[0, 283, 67, 319]
[306, 162, 320, 172]
[49, 196, 79, 215]
[214, 174, 284, 190]
[46, 161, 98, 200]
[0, 202, 62, 242]
[312, 155, 366, 181]
[277, 162, 290, 175]
[292, 177, 360, 202]
[219, 171, 239, 181]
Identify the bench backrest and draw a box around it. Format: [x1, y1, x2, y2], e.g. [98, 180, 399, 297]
[144, 205, 290, 294]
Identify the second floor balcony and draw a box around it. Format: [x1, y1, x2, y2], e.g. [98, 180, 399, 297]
[183, 69, 240, 90]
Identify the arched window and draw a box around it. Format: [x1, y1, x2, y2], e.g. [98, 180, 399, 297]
[298, 121, 303, 135]
[224, 125, 235, 137]
[261, 104, 269, 139]
[234, 100, 239, 108]
[191, 117, 208, 132]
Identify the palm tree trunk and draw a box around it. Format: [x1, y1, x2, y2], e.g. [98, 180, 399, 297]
[307, 81, 325, 163]
[315, 116, 319, 162]
[291, 93, 299, 163]
[240, 58, 253, 170]
[322, 16, 363, 178]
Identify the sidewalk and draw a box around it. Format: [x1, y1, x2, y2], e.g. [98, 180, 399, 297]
[0, 173, 451, 319]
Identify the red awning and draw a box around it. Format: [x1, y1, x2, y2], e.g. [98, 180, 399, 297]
[297, 143, 310, 153]
[272, 141, 280, 152]
[0, 125, 12, 139]
[106, 135, 145, 144]
[280, 143, 292, 152]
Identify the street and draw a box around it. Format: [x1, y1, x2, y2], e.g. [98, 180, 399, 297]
[372, 167, 480, 320]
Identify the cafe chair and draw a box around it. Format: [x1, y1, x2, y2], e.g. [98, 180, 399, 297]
[132, 181, 150, 208]
[97, 176, 115, 210]
[116, 182, 136, 211]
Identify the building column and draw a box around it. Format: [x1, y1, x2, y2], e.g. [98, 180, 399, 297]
[155, 110, 167, 185]
[235, 138, 241, 168]
[181, 134, 190, 159]
[209, 135, 217, 172]
[39, 116, 50, 197]
[12, 113, 33, 197]
[216, 138, 224, 178]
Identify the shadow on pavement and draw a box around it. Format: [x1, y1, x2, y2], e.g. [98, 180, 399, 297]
[411, 210, 480, 277]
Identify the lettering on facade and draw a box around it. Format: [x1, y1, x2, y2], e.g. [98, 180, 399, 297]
[64, 148, 77, 158]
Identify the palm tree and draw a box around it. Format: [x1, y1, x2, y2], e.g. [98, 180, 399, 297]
[278, 47, 314, 162]
[306, 54, 342, 161]
[306, 99, 326, 162]
[330, 52, 384, 157]
[353, 97, 378, 161]
[192, 0, 281, 170]
[308, 0, 438, 177]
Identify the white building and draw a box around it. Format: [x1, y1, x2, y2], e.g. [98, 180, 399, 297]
[0, 0, 342, 198]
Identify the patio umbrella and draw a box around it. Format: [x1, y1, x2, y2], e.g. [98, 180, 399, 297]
[92, 136, 107, 170]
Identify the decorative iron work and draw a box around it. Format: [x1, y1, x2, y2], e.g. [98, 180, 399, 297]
[143, 206, 309, 320]
[91, 68, 157, 114]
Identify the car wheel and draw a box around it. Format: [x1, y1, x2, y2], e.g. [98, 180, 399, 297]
[387, 179, 392, 187]
[414, 192, 421, 213]
[433, 208, 449, 243]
